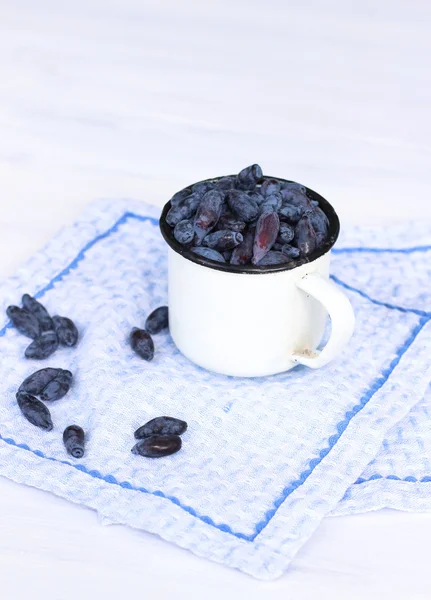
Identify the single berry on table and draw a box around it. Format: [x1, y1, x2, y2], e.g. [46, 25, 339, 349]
[145, 306, 169, 335]
[132, 435, 182, 458]
[134, 416, 187, 439]
[52, 316, 79, 347]
[40, 370, 73, 402]
[16, 391, 53, 431]
[6, 306, 40, 339]
[25, 331, 59, 360]
[63, 425, 85, 458]
[22, 294, 54, 333]
[130, 328, 155, 361]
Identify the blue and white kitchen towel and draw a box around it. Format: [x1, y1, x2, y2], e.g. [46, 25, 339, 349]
[333, 381, 431, 516]
[0, 199, 430, 580]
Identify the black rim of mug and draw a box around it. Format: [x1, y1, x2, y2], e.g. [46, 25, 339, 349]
[159, 175, 340, 274]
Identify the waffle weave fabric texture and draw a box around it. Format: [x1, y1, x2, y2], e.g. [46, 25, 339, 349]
[0, 199, 430, 579]
[333, 382, 431, 516]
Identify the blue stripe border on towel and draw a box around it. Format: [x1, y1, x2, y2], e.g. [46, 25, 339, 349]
[1, 211, 429, 542]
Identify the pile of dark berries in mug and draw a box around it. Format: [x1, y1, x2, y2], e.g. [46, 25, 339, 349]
[164, 164, 330, 266]
[7, 296, 185, 459]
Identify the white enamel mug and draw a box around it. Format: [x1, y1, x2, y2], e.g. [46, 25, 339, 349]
[160, 178, 355, 377]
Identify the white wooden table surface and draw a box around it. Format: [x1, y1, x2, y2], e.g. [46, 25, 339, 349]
[1, 1, 431, 598]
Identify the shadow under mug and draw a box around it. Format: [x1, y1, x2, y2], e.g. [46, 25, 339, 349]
[160, 176, 355, 377]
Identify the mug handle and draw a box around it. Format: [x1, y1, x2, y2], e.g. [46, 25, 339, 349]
[292, 273, 355, 368]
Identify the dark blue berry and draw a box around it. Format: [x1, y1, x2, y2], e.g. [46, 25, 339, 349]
[166, 193, 202, 226]
[170, 187, 192, 207]
[247, 191, 265, 206]
[281, 187, 312, 209]
[252, 211, 280, 265]
[259, 193, 282, 214]
[308, 206, 329, 246]
[217, 214, 246, 232]
[19, 367, 62, 395]
[278, 204, 303, 224]
[145, 306, 169, 334]
[130, 328, 154, 361]
[6, 306, 40, 339]
[166, 203, 192, 228]
[193, 190, 224, 244]
[40, 370, 72, 402]
[227, 189, 259, 222]
[230, 227, 255, 265]
[52, 316, 78, 347]
[191, 247, 225, 263]
[281, 182, 306, 194]
[236, 164, 262, 190]
[16, 391, 53, 430]
[223, 250, 233, 262]
[294, 215, 317, 256]
[203, 230, 243, 251]
[173, 220, 194, 245]
[22, 294, 54, 333]
[132, 435, 182, 458]
[257, 251, 292, 266]
[261, 178, 281, 196]
[192, 181, 215, 197]
[216, 176, 236, 191]
[25, 331, 59, 360]
[272, 242, 284, 251]
[280, 244, 300, 259]
[134, 416, 187, 439]
[63, 425, 85, 458]
[277, 222, 294, 244]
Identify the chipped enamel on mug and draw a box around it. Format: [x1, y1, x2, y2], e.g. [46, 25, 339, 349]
[160, 177, 355, 377]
